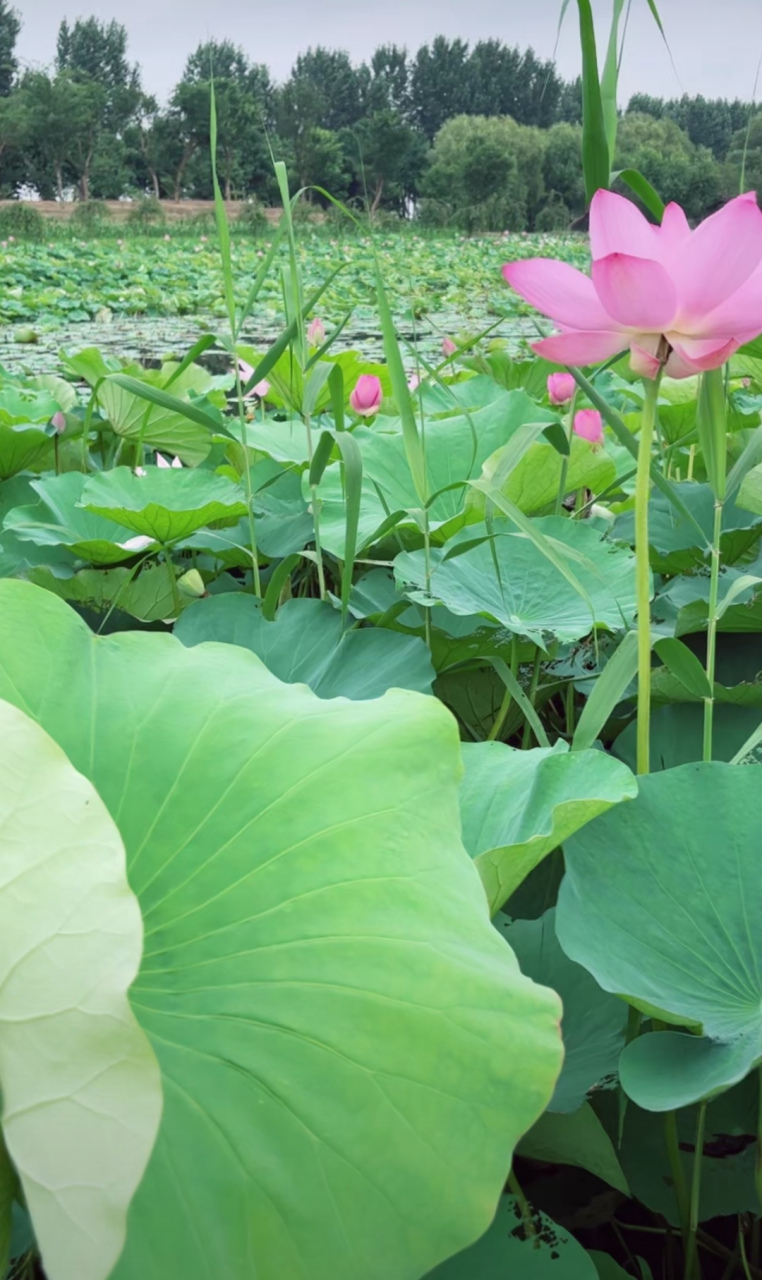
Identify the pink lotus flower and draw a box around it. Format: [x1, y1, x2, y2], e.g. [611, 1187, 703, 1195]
[253, 379, 270, 398]
[408, 373, 421, 391]
[503, 190, 762, 378]
[442, 336, 457, 357]
[547, 372, 576, 405]
[156, 452, 182, 469]
[307, 317, 326, 346]
[51, 411, 66, 433]
[350, 374, 383, 417]
[573, 409, 604, 446]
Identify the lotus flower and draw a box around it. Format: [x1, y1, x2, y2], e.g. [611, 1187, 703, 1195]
[350, 374, 383, 417]
[253, 379, 270, 399]
[156, 452, 182, 469]
[442, 336, 457, 357]
[573, 409, 604, 446]
[51, 411, 66, 433]
[547, 373, 576, 406]
[307, 317, 326, 346]
[408, 373, 421, 392]
[503, 190, 762, 378]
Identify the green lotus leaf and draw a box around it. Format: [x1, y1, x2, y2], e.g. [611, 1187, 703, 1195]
[498, 909, 627, 1113]
[557, 763, 762, 1109]
[471, 436, 616, 518]
[460, 741, 637, 912]
[80, 466, 247, 542]
[517, 1103, 629, 1194]
[395, 517, 639, 644]
[3, 472, 144, 565]
[614, 484, 762, 572]
[175, 594, 435, 698]
[98, 377, 212, 466]
[0, 423, 54, 479]
[0, 697, 161, 1280]
[424, 1196, 598, 1278]
[0, 580, 563, 1280]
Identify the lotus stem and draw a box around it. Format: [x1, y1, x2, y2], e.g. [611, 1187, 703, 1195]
[703, 499, 723, 761]
[635, 372, 662, 775]
[685, 1101, 707, 1280]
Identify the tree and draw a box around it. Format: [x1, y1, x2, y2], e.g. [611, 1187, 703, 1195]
[615, 112, 726, 221]
[172, 41, 272, 200]
[281, 48, 363, 133]
[20, 69, 103, 199]
[421, 114, 529, 231]
[0, 0, 19, 97]
[56, 17, 140, 134]
[627, 93, 749, 161]
[542, 122, 585, 219]
[365, 45, 410, 117]
[410, 37, 470, 140]
[0, 88, 26, 189]
[342, 109, 427, 213]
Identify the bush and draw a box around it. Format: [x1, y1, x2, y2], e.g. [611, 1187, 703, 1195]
[535, 194, 570, 231]
[70, 200, 111, 233]
[421, 115, 535, 232]
[0, 202, 45, 241]
[235, 200, 268, 236]
[127, 197, 166, 230]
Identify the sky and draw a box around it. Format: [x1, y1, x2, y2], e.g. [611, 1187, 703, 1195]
[14, 0, 762, 106]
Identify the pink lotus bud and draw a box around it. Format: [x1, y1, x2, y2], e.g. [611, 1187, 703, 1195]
[547, 373, 576, 406]
[156, 452, 182, 469]
[307, 317, 326, 346]
[408, 373, 421, 392]
[350, 374, 383, 417]
[442, 336, 457, 357]
[253, 379, 270, 398]
[573, 409, 604, 447]
[51, 411, 66, 433]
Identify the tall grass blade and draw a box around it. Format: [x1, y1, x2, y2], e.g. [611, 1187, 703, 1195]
[576, 0, 611, 200]
[573, 629, 639, 751]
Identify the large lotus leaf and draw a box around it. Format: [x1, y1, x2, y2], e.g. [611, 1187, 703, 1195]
[589, 1254, 638, 1279]
[0, 423, 54, 479]
[498, 910, 627, 1113]
[0, 697, 161, 1280]
[395, 517, 639, 644]
[654, 564, 762, 636]
[239, 417, 326, 465]
[470, 437, 616, 518]
[355, 390, 559, 531]
[461, 742, 636, 912]
[98, 377, 213, 466]
[0, 386, 61, 425]
[737, 459, 762, 515]
[3, 472, 145, 565]
[517, 1103, 629, 1194]
[0, 580, 562, 1280]
[424, 1197, 597, 1279]
[613, 703, 761, 771]
[309, 463, 416, 559]
[28, 564, 180, 624]
[557, 763, 762, 1109]
[175, 594, 435, 698]
[81, 466, 247, 542]
[614, 484, 762, 571]
[594, 1077, 759, 1226]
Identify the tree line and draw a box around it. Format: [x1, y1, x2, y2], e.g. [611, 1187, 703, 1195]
[0, 4, 758, 230]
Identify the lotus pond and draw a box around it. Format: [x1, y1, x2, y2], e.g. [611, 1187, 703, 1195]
[3, 180, 762, 1280]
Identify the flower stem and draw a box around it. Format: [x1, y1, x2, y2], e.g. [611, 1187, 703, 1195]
[521, 647, 542, 749]
[685, 1101, 707, 1280]
[508, 1169, 537, 1246]
[554, 391, 578, 517]
[233, 362, 262, 598]
[703, 499, 723, 762]
[635, 373, 662, 775]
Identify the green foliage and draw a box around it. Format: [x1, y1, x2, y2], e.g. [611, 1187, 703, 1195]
[70, 197, 111, 230]
[126, 195, 165, 228]
[0, 200, 43, 240]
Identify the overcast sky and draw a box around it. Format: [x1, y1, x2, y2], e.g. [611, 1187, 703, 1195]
[14, 0, 762, 106]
